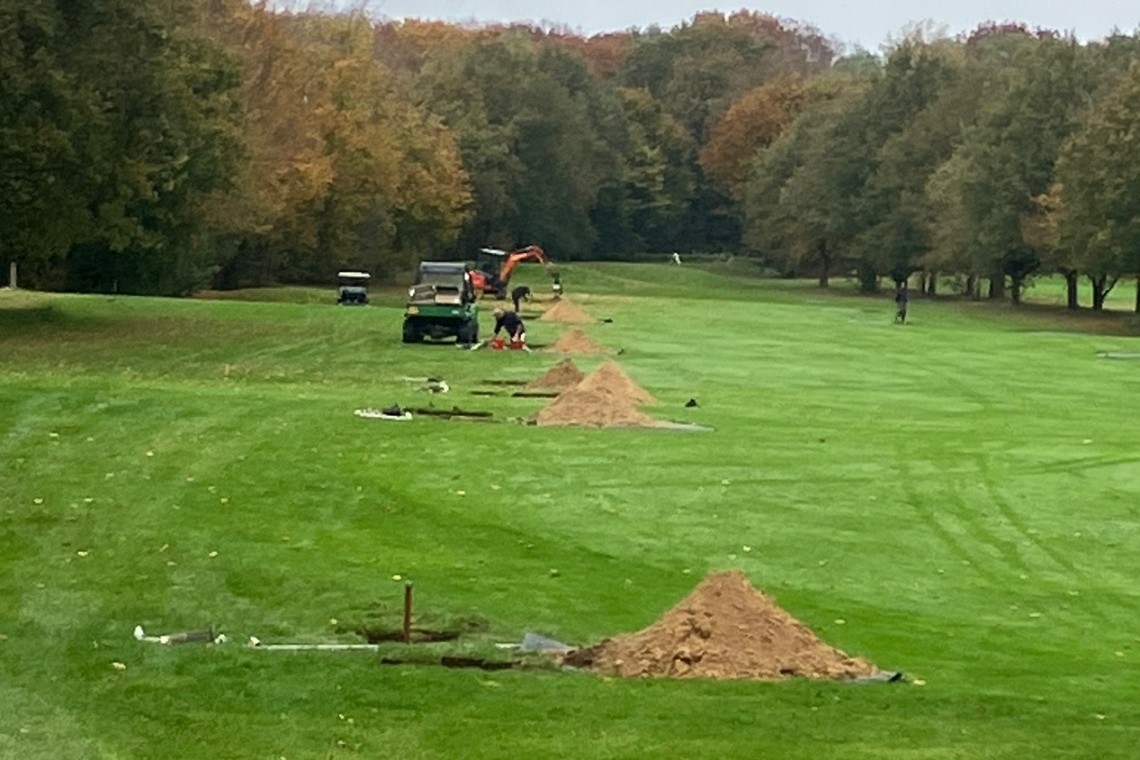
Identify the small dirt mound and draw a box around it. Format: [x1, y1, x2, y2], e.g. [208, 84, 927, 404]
[540, 299, 594, 324]
[565, 571, 878, 681]
[526, 358, 585, 391]
[575, 359, 656, 405]
[534, 385, 657, 428]
[548, 329, 608, 354]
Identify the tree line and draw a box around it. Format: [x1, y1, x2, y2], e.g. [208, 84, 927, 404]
[3, 4, 1140, 310]
[739, 24, 1140, 311]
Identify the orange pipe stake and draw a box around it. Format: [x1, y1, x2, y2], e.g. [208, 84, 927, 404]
[403, 582, 414, 644]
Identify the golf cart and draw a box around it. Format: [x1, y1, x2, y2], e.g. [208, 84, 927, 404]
[402, 261, 479, 344]
[336, 271, 371, 305]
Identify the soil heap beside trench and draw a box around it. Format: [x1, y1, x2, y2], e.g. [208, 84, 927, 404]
[534, 386, 657, 427]
[574, 359, 656, 405]
[564, 570, 879, 681]
[526, 358, 585, 391]
[534, 359, 658, 428]
[548, 329, 608, 354]
[540, 299, 594, 324]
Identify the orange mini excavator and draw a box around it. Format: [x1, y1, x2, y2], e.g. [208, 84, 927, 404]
[469, 245, 555, 299]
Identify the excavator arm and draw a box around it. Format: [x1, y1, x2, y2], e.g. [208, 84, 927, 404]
[499, 245, 547, 284]
[472, 244, 552, 298]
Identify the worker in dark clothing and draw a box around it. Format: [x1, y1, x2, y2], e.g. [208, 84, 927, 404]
[492, 307, 526, 343]
[894, 282, 909, 324]
[551, 273, 563, 300]
[511, 285, 532, 312]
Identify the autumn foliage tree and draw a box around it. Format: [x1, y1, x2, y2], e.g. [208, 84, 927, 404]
[7, 4, 1140, 308]
[206, 5, 472, 286]
[3, 0, 244, 294]
[701, 77, 809, 200]
[1054, 63, 1140, 310]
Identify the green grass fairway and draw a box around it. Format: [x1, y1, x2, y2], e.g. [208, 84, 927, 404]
[3, 266, 1140, 759]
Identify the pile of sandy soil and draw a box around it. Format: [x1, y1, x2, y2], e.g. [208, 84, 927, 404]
[564, 571, 878, 681]
[534, 359, 657, 428]
[534, 386, 658, 427]
[573, 359, 656, 405]
[548, 329, 608, 354]
[526, 358, 585, 391]
[540, 299, 594, 324]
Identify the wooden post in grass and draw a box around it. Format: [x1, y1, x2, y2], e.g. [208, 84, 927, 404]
[402, 581, 413, 644]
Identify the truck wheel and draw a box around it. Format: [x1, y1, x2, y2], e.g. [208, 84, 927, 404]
[457, 320, 478, 345]
[402, 322, 422, 344]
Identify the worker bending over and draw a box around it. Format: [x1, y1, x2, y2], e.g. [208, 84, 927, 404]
[492, 307, 526, 345]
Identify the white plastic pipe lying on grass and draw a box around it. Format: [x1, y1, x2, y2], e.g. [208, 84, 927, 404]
[354, 409, 412, 420]
[134, 625, 227, 645]
[247, 636, 379, 651]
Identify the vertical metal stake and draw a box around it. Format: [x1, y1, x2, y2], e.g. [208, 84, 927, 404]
[402, 581, 414, 644]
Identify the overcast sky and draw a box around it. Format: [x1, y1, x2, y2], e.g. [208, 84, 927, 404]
[356, 1, 1140, 50]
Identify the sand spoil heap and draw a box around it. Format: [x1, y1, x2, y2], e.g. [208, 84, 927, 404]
[574, 359, 656, 405]
[534, 386, 657, 427]
[526, 358, 585, 391]
[564, 571, 878, 681]
[534, 359, 657, 427]
[540, 299, 594, 324]
[548, 328, 608, 354]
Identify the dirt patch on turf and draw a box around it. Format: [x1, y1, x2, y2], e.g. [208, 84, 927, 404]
[540, 299, 594, 324]
[548, 328, 608, 354]
[526, 358, 585, 391]
[534, 359, 657, 427]
[564, 571, 878, 681]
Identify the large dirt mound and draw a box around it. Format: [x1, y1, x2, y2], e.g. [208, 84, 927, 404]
[575, 359, 656, 405]
[526, 358, 585, 391]
[565, 571, 878, 681]
[540, 299, 594, 324]
[548, 329, 608, 354]
[534, 359, 658, 427]
[534, 385, 657, 428]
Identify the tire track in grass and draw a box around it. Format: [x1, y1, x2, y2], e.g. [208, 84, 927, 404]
[1016, 453, 1140, 477]
[896, 456, 1005, 586]
[924, 361, 1094, 583]
[897, 357, 1043, 579]
[939, 463, 1036, 577]
[974, 454, 1081, 577]
[901, 452, 1040, 579]
[972, 454, 1112, 625]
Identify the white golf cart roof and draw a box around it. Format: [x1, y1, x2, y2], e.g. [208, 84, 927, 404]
[478, 248, 507, 257]
[337, 271, 371, 279]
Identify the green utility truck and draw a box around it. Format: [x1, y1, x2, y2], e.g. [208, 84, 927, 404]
[402, 261, 479, 344]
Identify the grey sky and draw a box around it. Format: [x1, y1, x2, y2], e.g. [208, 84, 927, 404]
[360, 1, 1140, 50]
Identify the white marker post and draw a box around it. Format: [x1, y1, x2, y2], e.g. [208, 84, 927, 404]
[7, 262, 15, 289]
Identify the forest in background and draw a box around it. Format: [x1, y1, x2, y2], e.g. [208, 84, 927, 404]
[4, 2, 1140, 309]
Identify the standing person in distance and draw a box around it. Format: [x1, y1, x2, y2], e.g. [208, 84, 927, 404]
[511, 284, 532, 313]
[895, 281, 909, 324]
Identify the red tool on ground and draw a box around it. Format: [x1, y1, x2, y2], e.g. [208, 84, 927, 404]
[486, 336, 529, 352]
[472, 336, 531, 353]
